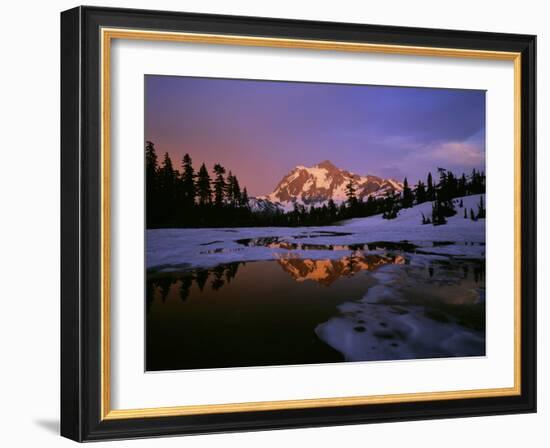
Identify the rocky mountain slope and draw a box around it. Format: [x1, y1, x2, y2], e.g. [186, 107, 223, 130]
[255, 160, 402, 211]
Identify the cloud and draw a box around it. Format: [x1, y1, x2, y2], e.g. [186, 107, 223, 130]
[426, 141, 485, 166]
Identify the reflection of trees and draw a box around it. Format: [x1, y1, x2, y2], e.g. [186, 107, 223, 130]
[145, 263, 244, 313]
[179, 276, 192, 301]
[425, 260, 485, 285]
[146, 280, 156, 314]
[157, 278, 172, 302]
[473, 264, 485, 283]
[211, 265, 225, 290]
[195, 270, 209, 291]
[225, 262, 239, 283]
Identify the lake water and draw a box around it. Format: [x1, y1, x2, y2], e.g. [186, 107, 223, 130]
[146, 243, 485, 371]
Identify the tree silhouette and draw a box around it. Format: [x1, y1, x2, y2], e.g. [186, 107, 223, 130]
[382, 191, 398, 220]
[181, 153, 196, 207]
[144, 142, 485, 229]
[427, 172, 435, 200]
[145, 141, 159, 226]
[196, 163, 212, 206]
[240, 187, 250, 208]
[195, 270, 209, 291]
[213, 163, 226, 207]
[415, 180, 426, 204]
[345, 179, 358, 208]
[178, 276, 193, 301]
[158, 152, 176, 225]
[458, 173, 467, 196]
[402, 177, 413, 208]
[476, 195, 486, 219]
[327, 198, 337, 220]
[226, 171, 242, 206]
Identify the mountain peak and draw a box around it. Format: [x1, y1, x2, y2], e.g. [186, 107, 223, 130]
[265, 161, 403, 207]
[315, 160, 338, 170]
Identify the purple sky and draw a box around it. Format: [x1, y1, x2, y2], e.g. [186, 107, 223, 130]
[145, 75, 485, 197]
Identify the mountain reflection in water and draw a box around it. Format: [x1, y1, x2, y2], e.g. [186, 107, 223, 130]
[146, 251, 485, 371]
[147, 252, 405, 298]
[276, 253, 405, 286]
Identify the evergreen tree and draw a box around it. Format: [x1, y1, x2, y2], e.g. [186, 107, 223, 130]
[431, 200, 447, 226]
[240, 187, 250, 208]
[158, 152, 177, 223]
[427, 172, 435, 200]
[327, 198, 337, 220]
[469, 168, 485, 195]
[458, 173, 467, 196]
[382, 191, 398, 220]
[224, 171, 241, 206]
[447, 170, 457, 199]
[213, 163, 226, 207]
[415, 180, 426, 204]
[430, 188, 456, 226]
[364, 195, 378, 215]
[196, 163, 212, 205]
[181, 153, 195, 207]
[402, 177, 413, 208]
[320, 204, 328, 224]
[229, 173, 242, 206]
[437, 167, 448, 200]
[145, 141, 158, 182]
[159, 152, 175, 190]
[345, 179, 358, 208]
[476, 195, 486, 219]
[145, 141, 159, 226]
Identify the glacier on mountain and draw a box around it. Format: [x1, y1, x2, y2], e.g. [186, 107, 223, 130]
[253, 160, 403, 211]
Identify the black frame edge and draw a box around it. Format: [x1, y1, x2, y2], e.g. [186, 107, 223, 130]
[60, 5, 537, 442]
[519, 34, 537, 414]
[61, 6, 83, 442]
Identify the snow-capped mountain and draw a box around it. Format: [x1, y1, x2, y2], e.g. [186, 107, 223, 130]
[248, 197, 285, 214]
[259, 160, 402, 210]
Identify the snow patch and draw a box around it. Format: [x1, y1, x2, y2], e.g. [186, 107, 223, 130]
[147, 195, 485, 271]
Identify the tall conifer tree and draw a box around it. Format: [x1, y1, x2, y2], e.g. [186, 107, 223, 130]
[402, 177, 413, 208]
[345, 179, 358, 208]
[213, 163, 226, 207]
[145, 141, 159, 225]
[181, 153, 195, 207]
[196, 163, 212, 205]
[427, 172, 435, 200]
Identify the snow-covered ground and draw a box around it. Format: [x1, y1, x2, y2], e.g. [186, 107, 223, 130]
[315, 257, 485, 361]
[147, 194, 485, 271]
[147, 194, 486, 362]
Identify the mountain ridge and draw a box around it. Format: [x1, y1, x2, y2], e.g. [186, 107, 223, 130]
[254, 160, 403, 211]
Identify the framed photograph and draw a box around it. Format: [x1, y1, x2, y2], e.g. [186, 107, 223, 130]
[61, 6, 536, 441]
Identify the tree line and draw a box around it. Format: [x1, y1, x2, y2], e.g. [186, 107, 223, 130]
[146, 141, 251, 227]
[145, 141, 485, 228]
[335, 166, 485, 226]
